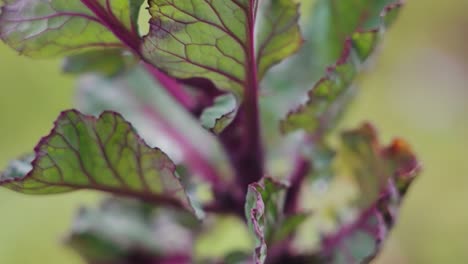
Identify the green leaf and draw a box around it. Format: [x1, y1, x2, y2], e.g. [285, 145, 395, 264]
[0, 0, 144, 57]
[0, 110, 201, 216]
[268, 0, 401, 92]
[142, 0, 301, 97]
[275, 1, 402, 135]
[340, 123, 420, 208]
[304, 0, 400, 73]
[142, 0, 250, 96]
[256, 0, 302, 79]
[320, 123, 420, 263]
[259, 178, 288, 243]
[62, 49, 137, 76]
[67, 197, 196, 264]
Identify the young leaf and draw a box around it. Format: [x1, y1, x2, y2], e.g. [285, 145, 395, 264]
[245, 181, 267, 264]
[0, 0, 144, 57]
[67, 198, 195, 264]
[245, 178, 308, 264]
[256, 0, 302, 79]
[320, 123, 420, 263]
[281, 1, 403, 135]
[0, 110, 201, 216]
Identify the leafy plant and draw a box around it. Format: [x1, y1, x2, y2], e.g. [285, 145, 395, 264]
[0, 0, 421, 263]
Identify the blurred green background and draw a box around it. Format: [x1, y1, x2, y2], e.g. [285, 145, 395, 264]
[1, 0, 468, 263]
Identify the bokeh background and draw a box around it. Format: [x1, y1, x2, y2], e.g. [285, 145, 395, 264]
[1, 0, 468, 263]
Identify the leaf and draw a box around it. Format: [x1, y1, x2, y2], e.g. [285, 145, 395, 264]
[256, 0, 302, 79]
[267, 0, 401, 92]
[245, 181, 267, 264]
[259, 178, 289, 243]
[0, 110, 201, 217]
[142, 0, 301, 97]
[62, 49, 136, 76]
[340, 124, 390, 207]
[281, 1, 400, 137]
[0, 0, 144, 57]
[303, 0, 400, 74]
[245, 178, 304, 264]
[67, 197, 195, 264]
[142, 0, 250, 97]
[280, 1, 403, 135]
[320, 123, 420, 263]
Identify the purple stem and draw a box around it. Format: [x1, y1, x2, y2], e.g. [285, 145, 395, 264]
[284, 157, 311, 215]
[144, 63, 197, 111]
[237, 0, 264, 188]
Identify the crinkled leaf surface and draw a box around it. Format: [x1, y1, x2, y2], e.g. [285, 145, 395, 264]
[281, 1, 403, 134]
[67, 198, 196, 264]
[246, 181, 267, 264]
[0, 0, 144, 57]
[256, 0, 302, 79]
[245, 178, 307, 264]
[0, 110, 200, 216]
[320, 124, 420, 263]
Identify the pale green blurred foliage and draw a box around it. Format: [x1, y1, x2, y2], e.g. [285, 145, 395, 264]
[0, 0, 467, 263]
